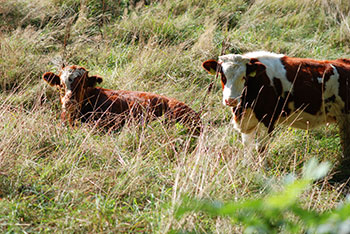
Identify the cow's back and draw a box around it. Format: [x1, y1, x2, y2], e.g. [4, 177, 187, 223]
[81, 89, 201, 133]
[118, 90, 202, 131]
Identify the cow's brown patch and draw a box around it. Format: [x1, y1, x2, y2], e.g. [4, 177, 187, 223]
[280, 56, 335, 115]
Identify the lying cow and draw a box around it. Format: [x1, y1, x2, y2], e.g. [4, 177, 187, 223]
[43, 65, 201, 134]
[203, 51, 350, 181]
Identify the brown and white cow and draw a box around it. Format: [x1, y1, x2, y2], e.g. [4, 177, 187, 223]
[203, 51, 350, 180]
[43, 65, 201, 134]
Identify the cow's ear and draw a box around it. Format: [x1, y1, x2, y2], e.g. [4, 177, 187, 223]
[42, 72, 60, 86]
[246, 59, 266, 78]
[86, 75, 103, 87]
[202, 60, 220, 75]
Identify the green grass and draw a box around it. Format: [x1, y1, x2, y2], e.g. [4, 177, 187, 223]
[1, 0, 350, 233]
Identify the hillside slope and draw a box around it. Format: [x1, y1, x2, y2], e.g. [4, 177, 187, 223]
[1, 0, 350, 232]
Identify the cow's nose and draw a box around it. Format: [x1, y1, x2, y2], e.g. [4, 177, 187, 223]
[225, 98, 238, 107]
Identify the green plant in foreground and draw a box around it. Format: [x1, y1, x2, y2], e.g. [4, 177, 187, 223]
[175, 158, 350, 233]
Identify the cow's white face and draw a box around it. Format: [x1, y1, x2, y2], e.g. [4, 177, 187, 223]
[218, 54, 250, 107]
[58, 66, 87, 113]
[60, 66, 86, 92]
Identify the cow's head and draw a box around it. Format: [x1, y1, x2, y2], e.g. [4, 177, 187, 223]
[42, 65, 103, 123]
[202, 54, 266, 108]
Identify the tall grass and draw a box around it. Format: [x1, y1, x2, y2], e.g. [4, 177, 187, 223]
[1, 0, 350, 232]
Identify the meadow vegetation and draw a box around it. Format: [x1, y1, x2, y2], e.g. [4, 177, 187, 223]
[1, 0, 350, 232]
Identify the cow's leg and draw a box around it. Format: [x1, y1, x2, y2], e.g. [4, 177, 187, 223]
[332, 115, 350, 182]
[241, 125, 271, 167]
[241, 130, 268, 167]
[241, 131, 257, 165]
[256, 125, 271, 154]
[256, 126, 273, 168]
[242, 131, 256, 151]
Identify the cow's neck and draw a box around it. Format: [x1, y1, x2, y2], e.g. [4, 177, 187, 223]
[79, 87, 104, 122]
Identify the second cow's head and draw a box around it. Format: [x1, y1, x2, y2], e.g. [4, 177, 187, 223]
[202, 54, 266, 108]
[42, 65, 103, 120]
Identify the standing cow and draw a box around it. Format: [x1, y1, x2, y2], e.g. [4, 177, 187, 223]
[202, 51, 350, 181]
[43, 65, 201, 134]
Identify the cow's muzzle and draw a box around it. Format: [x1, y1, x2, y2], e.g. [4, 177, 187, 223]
[61, 91, 80, 125]
[62, 92, 78, 112]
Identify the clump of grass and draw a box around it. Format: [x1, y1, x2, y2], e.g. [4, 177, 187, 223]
[0, 27, 51, 92]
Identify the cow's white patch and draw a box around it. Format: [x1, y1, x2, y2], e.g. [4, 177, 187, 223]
[60, 67, 86, 90]
[324, 65, 340, 99]
[244, 51, 290, 93]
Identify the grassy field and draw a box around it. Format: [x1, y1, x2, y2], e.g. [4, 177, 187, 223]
[1, 0, 350, 232]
